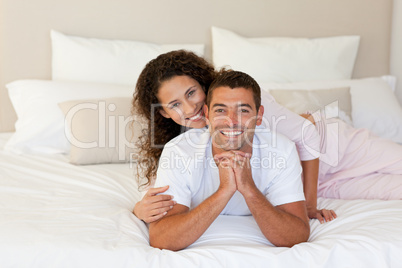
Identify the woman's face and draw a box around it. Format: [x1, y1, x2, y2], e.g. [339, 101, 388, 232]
[157, 75, 207, 128]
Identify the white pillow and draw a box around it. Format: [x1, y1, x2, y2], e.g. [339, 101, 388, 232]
[5, 80, 133, 154]
[51, 30, 205, 86]
[212, 26, 360, 84]
[259, 77, 402, 144]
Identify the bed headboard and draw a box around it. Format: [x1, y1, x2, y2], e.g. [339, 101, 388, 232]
[0, 0, 392, 132]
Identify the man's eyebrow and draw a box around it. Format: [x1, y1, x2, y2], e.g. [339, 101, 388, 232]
[212, 103, 253, 109]
[238, 103, 253, 109]
[212, 103, 227, 108]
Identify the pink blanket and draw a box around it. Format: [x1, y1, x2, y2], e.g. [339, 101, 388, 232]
[311, 112, 402, 200]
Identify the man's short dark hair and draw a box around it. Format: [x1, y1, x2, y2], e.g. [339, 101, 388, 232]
[206, 70, 261, 111]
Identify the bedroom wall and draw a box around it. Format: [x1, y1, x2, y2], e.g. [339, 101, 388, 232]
[391, 0, 402, 105]
[0, 0, 393, 132]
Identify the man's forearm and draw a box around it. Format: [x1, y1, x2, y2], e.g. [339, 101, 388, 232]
[149, 189, 233, 251]
[243, 188, 310, 247]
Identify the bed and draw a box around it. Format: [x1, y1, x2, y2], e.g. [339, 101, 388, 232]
[1, 131, 402, 267]
[1, 0, 402, 267]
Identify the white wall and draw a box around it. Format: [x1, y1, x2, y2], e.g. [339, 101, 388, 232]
[391, 0, 402, 104]
[0, 0, 393, 131]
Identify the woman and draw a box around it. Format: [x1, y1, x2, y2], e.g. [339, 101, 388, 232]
[302, 111, 402, 200]
[132, 50, 402, 224]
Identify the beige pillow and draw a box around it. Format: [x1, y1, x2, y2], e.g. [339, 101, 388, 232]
[268, 87, 352, 122]
[58, 97, 144, 165]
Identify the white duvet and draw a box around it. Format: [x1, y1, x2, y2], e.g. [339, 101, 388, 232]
[1, 133, 402, 268]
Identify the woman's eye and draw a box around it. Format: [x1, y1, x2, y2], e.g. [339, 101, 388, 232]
[188, 90, 195, 97]
[215, 109, 224, 113]
[171, 103, 180, 109]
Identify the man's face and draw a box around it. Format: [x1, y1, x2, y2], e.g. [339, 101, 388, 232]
[205, 86, 264, 154]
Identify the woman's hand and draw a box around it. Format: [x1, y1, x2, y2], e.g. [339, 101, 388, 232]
[133, 186, 176, 223]
[307, 206, 337, 224]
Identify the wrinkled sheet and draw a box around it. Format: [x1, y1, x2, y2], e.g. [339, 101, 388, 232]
[1, 133, 402, 268]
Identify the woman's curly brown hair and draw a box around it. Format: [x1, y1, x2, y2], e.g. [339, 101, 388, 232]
[132, 50, 216, 188]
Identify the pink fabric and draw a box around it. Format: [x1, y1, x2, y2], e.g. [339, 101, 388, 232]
[311, 112, 402, 200]
[261, 91, 320, 161]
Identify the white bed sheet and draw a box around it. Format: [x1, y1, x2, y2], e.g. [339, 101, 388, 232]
[1, 132, 402, 268]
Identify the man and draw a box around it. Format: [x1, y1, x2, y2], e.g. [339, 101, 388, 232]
[149, 70, 310, 251]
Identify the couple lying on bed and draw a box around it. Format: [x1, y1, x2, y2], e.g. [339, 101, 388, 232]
[132, 50, 402, 248]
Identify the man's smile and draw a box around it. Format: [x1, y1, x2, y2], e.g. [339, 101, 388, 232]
[219, 129, 244, 137]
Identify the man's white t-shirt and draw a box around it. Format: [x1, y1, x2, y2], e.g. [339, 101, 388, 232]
[154, 126, 305, 216]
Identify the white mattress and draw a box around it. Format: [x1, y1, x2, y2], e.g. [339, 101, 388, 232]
[1, 132, 402, 268]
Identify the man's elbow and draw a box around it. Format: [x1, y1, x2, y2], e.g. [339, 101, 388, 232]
[272, 223, 310, 247]
[288, 229, 310, 247]
[149, 228, 184, 251]
[273, 235, 309, 248]
[291, 222, 310, 246]
[149, 239, 184, 251]
[149, 238, 168, 250]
